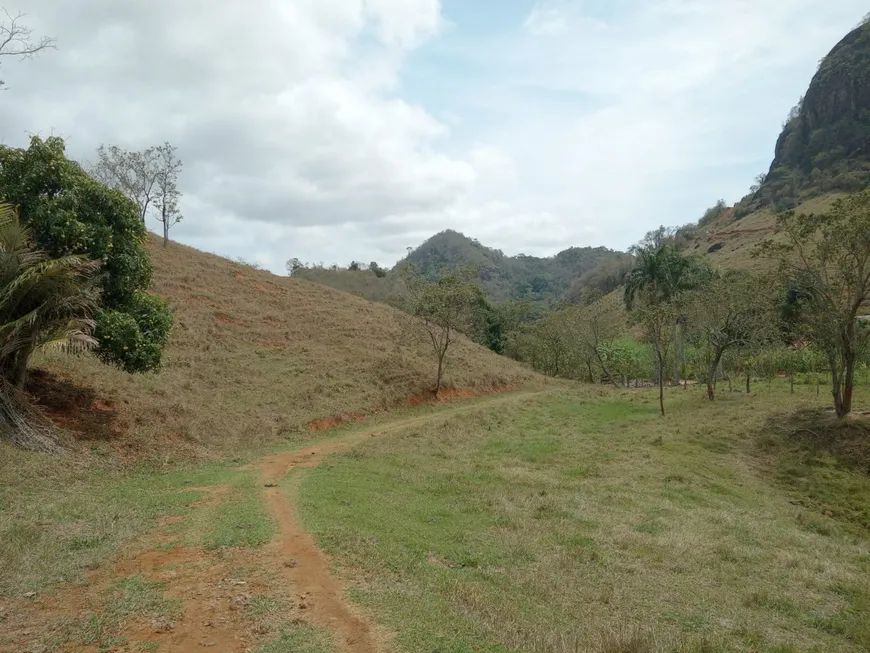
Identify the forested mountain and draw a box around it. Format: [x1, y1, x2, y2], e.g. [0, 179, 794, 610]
[296, 229, 623, 308]
[402, 230, 622, 304]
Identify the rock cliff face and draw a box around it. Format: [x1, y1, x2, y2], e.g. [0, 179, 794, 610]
[754, 20, 870, 211]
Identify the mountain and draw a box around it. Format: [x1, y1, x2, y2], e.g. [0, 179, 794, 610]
[404, 230, 621, 304]
[296, 230, 624, 308]
[735, 19, 870, 217]
[31, 236, 537, 459]
[681, 20, 870, 267]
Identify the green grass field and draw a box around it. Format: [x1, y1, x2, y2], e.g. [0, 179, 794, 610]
[298, 385, 870, 653]
[3, 382, 869, 652]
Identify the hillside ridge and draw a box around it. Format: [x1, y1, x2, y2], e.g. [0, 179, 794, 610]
[32, 235, 538, 460]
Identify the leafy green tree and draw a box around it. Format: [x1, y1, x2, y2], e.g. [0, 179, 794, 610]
[625, 242, 713, 384]
[399, 264, 483, 396]
[0, 203, 99, 387]
[758, 191, 870, 417]
[0, 136, 172, 373]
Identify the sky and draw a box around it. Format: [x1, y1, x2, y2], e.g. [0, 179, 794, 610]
[0, 1, 867, 273]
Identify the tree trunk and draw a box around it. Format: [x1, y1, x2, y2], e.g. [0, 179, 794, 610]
[657, 348, 665, 417]
[746, 373, 751, 394]
[837, 350, 856, 418]
[162, 215, 169, 247]
[12, 348, 32, 389]
[830, 354, 844, 418]
[434, 346, 447, 398]
[672, 323, 681, 386]
[706, 349, 723, 401]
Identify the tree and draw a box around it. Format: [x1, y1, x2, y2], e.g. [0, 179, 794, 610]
[286, 258, 305, 275]
[625, 242, 713, 384]
[0, 9, 55, 89]
[757, 191, 870, 417]
[369, 261, 388, 278]
[685, 273, 778, 400]
[153, 144, 183, 246]
[0, 136, 172, 373]
[574, 292, 626, 386]
[399, 264, 482, 396]
[92, 145, 160, 223]
[699, 200, 728, 226]
[0, 203, 99, 387]
[92, 143, 183, 246]
[637, 301, 676, 416]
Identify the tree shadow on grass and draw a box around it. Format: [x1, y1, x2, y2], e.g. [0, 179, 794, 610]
[761, 408, 870, 473]
[26, 369, 120, 442]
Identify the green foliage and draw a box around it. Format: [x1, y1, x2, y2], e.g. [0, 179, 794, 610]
[95, 292, 172, 373]
[0, 136, 172, 373]
[0, 203, 99, 388]
[624, 242, 712, 310]
[757, 191, 870, 416]
[684, 272, 780, 399]
[399, 264, 486, 393]
[402, 230, 623, 307]
[698, 199, 728, 226]
[369, 261, 388, 278]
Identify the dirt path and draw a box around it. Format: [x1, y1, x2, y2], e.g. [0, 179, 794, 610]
[3, 389, 545, 653]
[256, 389, 546, 652]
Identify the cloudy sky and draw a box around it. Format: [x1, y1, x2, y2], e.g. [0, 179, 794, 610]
[1, 1, 867, 273]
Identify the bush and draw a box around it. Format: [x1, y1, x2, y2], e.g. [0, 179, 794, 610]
[0, 136, 172, 372]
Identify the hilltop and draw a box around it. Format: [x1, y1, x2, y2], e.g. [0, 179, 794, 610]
[297, 229, 623, 308]
[28, 236, 538, 460]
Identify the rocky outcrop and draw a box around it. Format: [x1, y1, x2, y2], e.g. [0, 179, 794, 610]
[750, 20, 870, 212]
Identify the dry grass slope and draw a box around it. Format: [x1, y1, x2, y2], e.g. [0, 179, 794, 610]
[32, 236, 537, 460]
[685, 194, 841, 270]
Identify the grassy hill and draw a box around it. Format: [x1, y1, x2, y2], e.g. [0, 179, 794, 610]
[297, 230, 623, 309]
[26, 236, 538, 460]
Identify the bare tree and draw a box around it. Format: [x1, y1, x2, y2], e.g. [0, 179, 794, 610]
[153, 143, 183, 246]
[574, 292, 625, 387]
[91, 143, 183, 245]
[685, 273, 778, 401]
[92, 145, 161, 223]
[0, 9, 56, 89]
[637, 301, 675, 416]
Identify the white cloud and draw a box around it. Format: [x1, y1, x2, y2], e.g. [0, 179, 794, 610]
[0, 0, 867, 274]
[0, 0, 471, 271]
[523, 1, 607, 36]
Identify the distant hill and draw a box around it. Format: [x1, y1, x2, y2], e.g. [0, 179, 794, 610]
[296, 230, 624, 308]
[735, 18, 870, 217]
[33, 236, 537, 459]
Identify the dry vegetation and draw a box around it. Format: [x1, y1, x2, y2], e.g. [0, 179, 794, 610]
[684, 195, 841, 271]
[27, 235, 538, 461]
